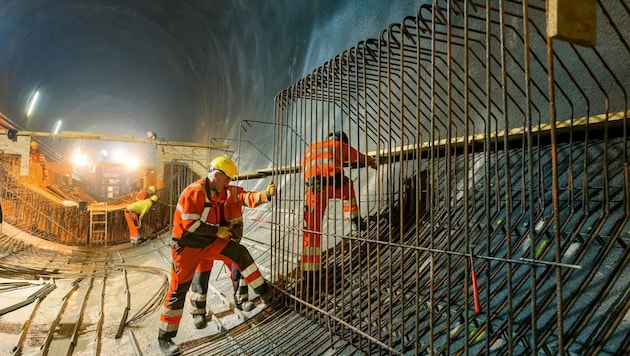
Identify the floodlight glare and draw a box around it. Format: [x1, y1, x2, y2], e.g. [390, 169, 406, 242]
[53, 120, 62, 134]
[26, 90, 40, 118]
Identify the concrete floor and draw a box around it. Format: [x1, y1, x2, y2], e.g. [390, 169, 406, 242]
[0, 223, 271, 356]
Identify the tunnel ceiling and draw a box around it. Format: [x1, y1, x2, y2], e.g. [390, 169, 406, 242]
[0, 0, 421, 144]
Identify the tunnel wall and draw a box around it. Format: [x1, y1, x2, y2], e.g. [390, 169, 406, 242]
[267, 1, 630, 354]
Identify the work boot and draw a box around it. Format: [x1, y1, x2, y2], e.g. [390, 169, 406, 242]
[236, 301, 256, 312]
[158, 338, 180, 356]
[259, 283, 273, 304]
[192, 314, 207, 329]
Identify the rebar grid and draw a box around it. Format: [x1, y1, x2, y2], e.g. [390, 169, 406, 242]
[269, 1, 629, 354]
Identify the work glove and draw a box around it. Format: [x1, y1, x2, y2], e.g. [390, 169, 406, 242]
[216, 226, 233, 239]
[266, 181, 277, 199]
[229, 218, 244, 243]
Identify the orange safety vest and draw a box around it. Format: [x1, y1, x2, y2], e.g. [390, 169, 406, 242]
[302, 139, 360, 180]
[135, 190, 149, 201]
[172, 178, 268, 239]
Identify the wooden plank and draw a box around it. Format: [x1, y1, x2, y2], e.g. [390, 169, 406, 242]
[234, 110, 629, 180]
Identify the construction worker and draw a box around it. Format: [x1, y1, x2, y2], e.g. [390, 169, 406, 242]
[135, 185, 156, 201]
[29, 141, 49, 182]
[158, 156, 274, 355]
[302, 131, 377, 272]
[124, 195, 159, 246]
[192, 176, 275, 314]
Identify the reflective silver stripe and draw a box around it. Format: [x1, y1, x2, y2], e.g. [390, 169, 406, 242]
[183, 182, 212, 232]
[188, 220, 202, 232]
[240, 264, 265, 289]
[200, 205, 210, 221]
[241, 264, 258, 276]
[181, 212, 201, 220]
[189, 292, 206, 301]
[190, 307, 206, 315]
[303, 157, 343, 171]
[160, 306, 183, 318]
[159, 320, 180, 332]
[249, 275, 265, 289]
[199, 184, 213, 222]
[301, 262, 321, 271]
[303, 247, 321, 255]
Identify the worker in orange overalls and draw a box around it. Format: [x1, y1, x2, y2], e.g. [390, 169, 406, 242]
[124, 195, 159, 245]
[29, 141, 49, 182]
[157, 156, 275, 355]
[135, 185, 156, 201]
[190, 179, 276, 316]
[302, 131, 377, 272]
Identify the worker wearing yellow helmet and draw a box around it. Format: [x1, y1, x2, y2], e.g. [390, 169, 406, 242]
[29, 140, 49, 182]
[124, 194, 159, 246]
[135, 185, 157, 201]
[158, 156, 277, 352]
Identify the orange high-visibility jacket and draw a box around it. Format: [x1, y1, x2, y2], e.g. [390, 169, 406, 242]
[135, 190, 149, 201]
[173, 178, 269, 246]
[302, 139, 361, 180]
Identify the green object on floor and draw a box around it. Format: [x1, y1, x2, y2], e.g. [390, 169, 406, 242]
[469, 327, 486, 342]
[536, 240, 548, 258]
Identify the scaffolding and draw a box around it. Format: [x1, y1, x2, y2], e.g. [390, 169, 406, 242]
[265, 0, 630, 354]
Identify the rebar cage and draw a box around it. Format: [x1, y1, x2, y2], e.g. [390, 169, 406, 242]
[269, 0, 629, 354]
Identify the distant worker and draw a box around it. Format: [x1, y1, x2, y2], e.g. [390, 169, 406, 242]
[29, 141, 49, 182]
[301, 131, 377, 272]
[135, 185, 156, 201]
[124, 195, 159, 246]
[158, 156, 274, 355]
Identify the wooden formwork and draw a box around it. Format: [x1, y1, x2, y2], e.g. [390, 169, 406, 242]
[0, 153, 170, 246]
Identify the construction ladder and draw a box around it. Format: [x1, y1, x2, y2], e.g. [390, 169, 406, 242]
[89, 204, 108, 246]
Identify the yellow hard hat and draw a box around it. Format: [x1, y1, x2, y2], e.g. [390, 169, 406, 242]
[150, 195, 159, 202]
[208, 156, 238, 179]
[148, 186, 156, 194]
[30, 141, 38, 148]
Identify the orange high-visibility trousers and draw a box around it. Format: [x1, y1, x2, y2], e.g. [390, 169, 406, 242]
[303, 178, 359, 272]
[124, 211, 139, 240]
[158, 238, 268, 339]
